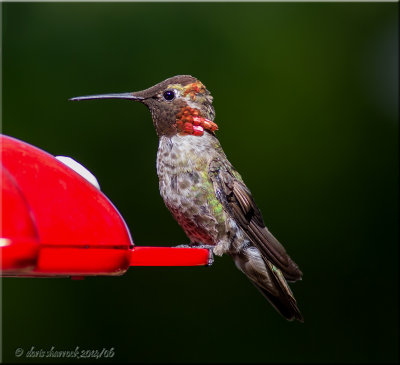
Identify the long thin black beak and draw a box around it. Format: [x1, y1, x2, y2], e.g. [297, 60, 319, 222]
[69, 92, 144, 101]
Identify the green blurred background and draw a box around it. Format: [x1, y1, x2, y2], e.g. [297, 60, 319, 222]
[1, 2, 398, 363]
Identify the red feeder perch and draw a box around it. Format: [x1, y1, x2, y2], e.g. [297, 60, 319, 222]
[0, 135, 211, 278]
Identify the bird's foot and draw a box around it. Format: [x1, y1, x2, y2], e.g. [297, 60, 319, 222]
[174, 244, 215, 266]
[191, 244, 215, 266]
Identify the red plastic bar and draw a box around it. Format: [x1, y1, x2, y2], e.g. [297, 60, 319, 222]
[34, 246, 131, 275]
[1, 245, 211, 277]
[130, 246, 211, 266]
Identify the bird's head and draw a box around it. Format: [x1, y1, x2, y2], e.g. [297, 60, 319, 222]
[70, 75, 217, 138]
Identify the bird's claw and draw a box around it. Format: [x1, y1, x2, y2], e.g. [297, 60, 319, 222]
[174, 244, 215, 266]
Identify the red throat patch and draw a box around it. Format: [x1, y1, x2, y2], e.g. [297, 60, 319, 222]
[175, 106, 218, 136]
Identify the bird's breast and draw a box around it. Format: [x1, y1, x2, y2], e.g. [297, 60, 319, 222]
[156, 133, 226, 244]
[156, 134, 212, 204]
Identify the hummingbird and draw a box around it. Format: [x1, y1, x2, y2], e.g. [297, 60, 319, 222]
[70, 75, 303, 322]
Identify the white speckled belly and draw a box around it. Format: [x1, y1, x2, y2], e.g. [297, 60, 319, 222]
[156, 133, 227, 246]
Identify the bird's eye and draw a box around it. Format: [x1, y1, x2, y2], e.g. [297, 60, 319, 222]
[163, 90, 175, 101]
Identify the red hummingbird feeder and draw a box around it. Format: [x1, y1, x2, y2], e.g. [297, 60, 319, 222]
[0, 135, 211, 278]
